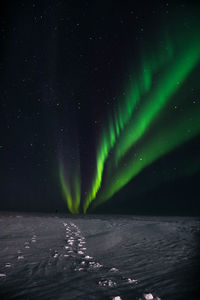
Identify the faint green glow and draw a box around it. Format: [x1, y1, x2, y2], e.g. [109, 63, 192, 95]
[59, 162, 80, 214]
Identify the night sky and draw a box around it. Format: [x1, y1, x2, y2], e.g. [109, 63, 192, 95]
[1, 0, 200, 215]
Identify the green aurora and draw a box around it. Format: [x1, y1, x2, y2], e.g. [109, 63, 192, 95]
[60, 16, 200, 214]
[59, 163, 80, 214]
[59, 118, 81, 214]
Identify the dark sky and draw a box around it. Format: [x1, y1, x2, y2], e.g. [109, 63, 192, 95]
[0, 0, 200, 215]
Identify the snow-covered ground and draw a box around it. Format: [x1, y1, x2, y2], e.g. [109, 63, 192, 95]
[0, 212, 199, 300]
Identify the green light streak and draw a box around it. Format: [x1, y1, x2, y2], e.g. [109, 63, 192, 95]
[59, 163, 80, 213]
[60, 168, 80, 214]
[83, 82, 140, 213]
[59, 164, 73, 213]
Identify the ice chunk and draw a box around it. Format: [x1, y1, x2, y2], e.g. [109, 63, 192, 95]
[89, 262, 103, 269]
[17, 255, 24, 260]
[68, 239, 74, 242]
[112, 297, 122, 300]
[0, 274, 6, 278]
[144, 293, 154, 300]
[127, 278, 137, 284]
[110, 267, 119, 272]
[98, 279, 116, 287]
[85, 255, 93, 260]
[74, 267, 84, 271]
[5, 263, 11, 268]
[80, 247, 86, 251]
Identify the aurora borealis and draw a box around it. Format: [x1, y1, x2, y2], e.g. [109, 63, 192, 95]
[58, 12, 200, 213]
[87, 33, 200, 209]
[1, 0, 200, 215]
